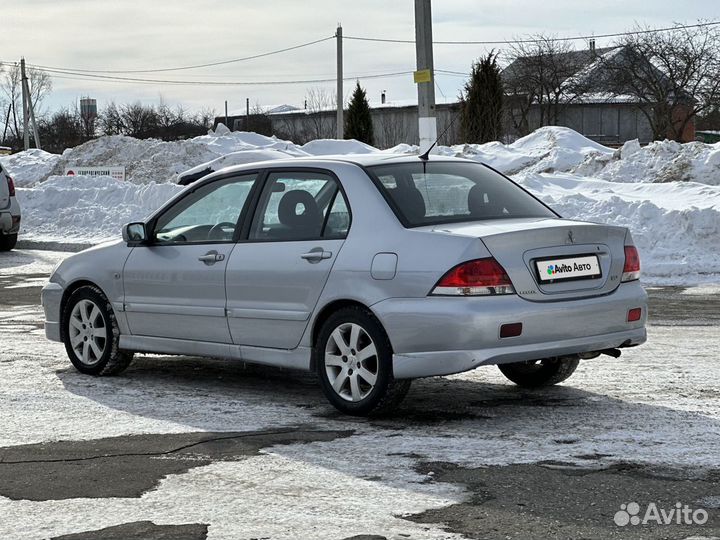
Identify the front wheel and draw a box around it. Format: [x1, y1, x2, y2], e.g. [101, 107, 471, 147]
[315, 307, 410, 416]
[0, 233, 17, 251]
[498, 356, 580, 388]
[61, 285, 133, 375]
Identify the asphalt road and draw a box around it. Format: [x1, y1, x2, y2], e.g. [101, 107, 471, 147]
[1, 250, 719, 540]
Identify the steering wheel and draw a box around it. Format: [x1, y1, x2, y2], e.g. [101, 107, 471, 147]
[207, 221, 236, 241]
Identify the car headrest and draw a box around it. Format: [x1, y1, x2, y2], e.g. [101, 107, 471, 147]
[397, 185, 426, 222]
[277, 189, 323, 232]
[467, 184, 487, 215]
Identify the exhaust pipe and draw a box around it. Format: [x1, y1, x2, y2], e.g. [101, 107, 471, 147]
[578, 348, 622, 360]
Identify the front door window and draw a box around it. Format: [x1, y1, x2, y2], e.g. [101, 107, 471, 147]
[155, 173, 258, 244]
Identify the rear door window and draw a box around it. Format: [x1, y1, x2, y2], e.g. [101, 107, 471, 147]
[250, 170, 349, 241]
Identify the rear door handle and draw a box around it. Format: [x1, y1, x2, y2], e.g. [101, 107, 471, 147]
[301, 248, 332, 262]
[198, 250, 225, 265]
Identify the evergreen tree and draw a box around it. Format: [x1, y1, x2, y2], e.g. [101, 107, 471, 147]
[460, 52, 504, 143]
[344, 81, 374, 145]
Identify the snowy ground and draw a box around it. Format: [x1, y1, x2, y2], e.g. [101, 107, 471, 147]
[2, 126, 720, 285]
[0, 250, 719, 539]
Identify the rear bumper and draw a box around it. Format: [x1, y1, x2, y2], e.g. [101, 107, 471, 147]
[370, 281, 648, 379]
[393, 327, 646, 378]
[41, 282, 64, 342]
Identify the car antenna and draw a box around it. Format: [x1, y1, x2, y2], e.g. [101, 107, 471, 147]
[418, 110, 460, 161]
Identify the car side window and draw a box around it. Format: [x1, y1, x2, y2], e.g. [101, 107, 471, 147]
[250, 171, 346, 241]
[323, 190, 350, 239]
[154, 174, 257, 244]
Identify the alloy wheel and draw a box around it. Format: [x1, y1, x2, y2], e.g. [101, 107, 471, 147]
[68, 299, 107, 366]
[324, 322, 379, 402]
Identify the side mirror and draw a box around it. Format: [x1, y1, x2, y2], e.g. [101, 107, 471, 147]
[122, 222, 148, 245]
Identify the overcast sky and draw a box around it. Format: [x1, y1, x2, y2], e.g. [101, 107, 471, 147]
[1, 0, 717, 117]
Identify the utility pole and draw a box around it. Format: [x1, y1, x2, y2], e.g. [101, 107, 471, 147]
[414, 0, 437, 153]
[336, 24, 344, 139]
[224, 100, 229, 128]
[20, 58, 29, 150]
[246, 98, 250, 131]
[19, 58, 41, 150]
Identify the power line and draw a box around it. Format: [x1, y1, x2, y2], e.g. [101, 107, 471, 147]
[345, 20, 720, 45]
[27, 36, 335, 74]
[34, 67, 416, 86]
[436, 69, 469, 77]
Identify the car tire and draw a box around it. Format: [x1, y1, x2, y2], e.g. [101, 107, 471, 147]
[61, 285, 133, 376]
[498, 356, 580, 388]
[315, 306, 411, 416]
[0, 233, 17, 251]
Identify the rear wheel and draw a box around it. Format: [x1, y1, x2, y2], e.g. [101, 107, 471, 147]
[498, 356, 580, 388]
[0, 233, 17, 251]
[315, 307, 410, 416]
[62, 285, 133, 375]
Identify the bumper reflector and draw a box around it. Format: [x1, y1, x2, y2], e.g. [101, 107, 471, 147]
[627, 308, 642, 322]
[500, 322, 523, 338]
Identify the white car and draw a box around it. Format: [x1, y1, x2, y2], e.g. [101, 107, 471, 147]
[0, 162, 20, 251]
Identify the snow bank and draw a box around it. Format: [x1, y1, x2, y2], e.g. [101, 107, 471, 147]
[5, 125, 720, 284]
[300, 138, 378, 155]
[517, 173, 720, 284]
[17, 175, 183, 243]
[0, 149, 60, 187]
[574, 138, 720, 184]
[178, 148, 303, 183]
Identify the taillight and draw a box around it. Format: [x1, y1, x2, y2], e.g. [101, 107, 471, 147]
[622, 245, 640, 282]
[431, 257, 515, 296]
[6, 176, 15, 197]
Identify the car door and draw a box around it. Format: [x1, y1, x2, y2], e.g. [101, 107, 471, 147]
[123, 173, 259, 343]
[225, 169, 351, 349]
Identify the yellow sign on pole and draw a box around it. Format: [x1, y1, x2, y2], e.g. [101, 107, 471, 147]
[413, 69, 432, 84]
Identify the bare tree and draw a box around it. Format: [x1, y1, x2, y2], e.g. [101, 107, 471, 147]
[504, 34, 590, 135]
[99, 101, 214, 140]
[304, 87, 337, 140]
[376, 111, 409, 148]
[600, 22, 720, 142]
[0, 63, 52, 140]
[39, 107, 84, 153]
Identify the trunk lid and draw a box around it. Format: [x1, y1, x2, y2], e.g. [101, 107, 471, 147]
[422, 218, 628, 301]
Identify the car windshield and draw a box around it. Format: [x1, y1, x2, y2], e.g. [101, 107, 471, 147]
[367, 161, 556, 227]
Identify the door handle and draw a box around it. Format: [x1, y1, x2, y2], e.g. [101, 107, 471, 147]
[300, 248, 332, 262]
[198, 250, 225, 265]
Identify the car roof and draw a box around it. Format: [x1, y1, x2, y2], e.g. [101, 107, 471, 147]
[199, 153, 477, 182]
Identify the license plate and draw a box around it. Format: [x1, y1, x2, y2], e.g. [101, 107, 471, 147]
[536, 255, 601, 282]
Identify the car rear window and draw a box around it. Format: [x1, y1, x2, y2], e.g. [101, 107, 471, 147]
[367, 161, 556, 227]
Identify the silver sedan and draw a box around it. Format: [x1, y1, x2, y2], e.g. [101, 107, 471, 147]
[42, 155, 647, 415]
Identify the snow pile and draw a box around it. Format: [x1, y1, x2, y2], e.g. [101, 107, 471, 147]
[0, 149, 60, 187]
[443, 127, 720, 184]
[574, 138, 720, 184]
[517, 173, 720, 283]
[2, 127, 373, 187]
[300, 138, 378, 156]
[178, 148, 304, 182]
[18, 175, 183, 242]
[5, 125, 720, 283]
[48, 135, 222, 185]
